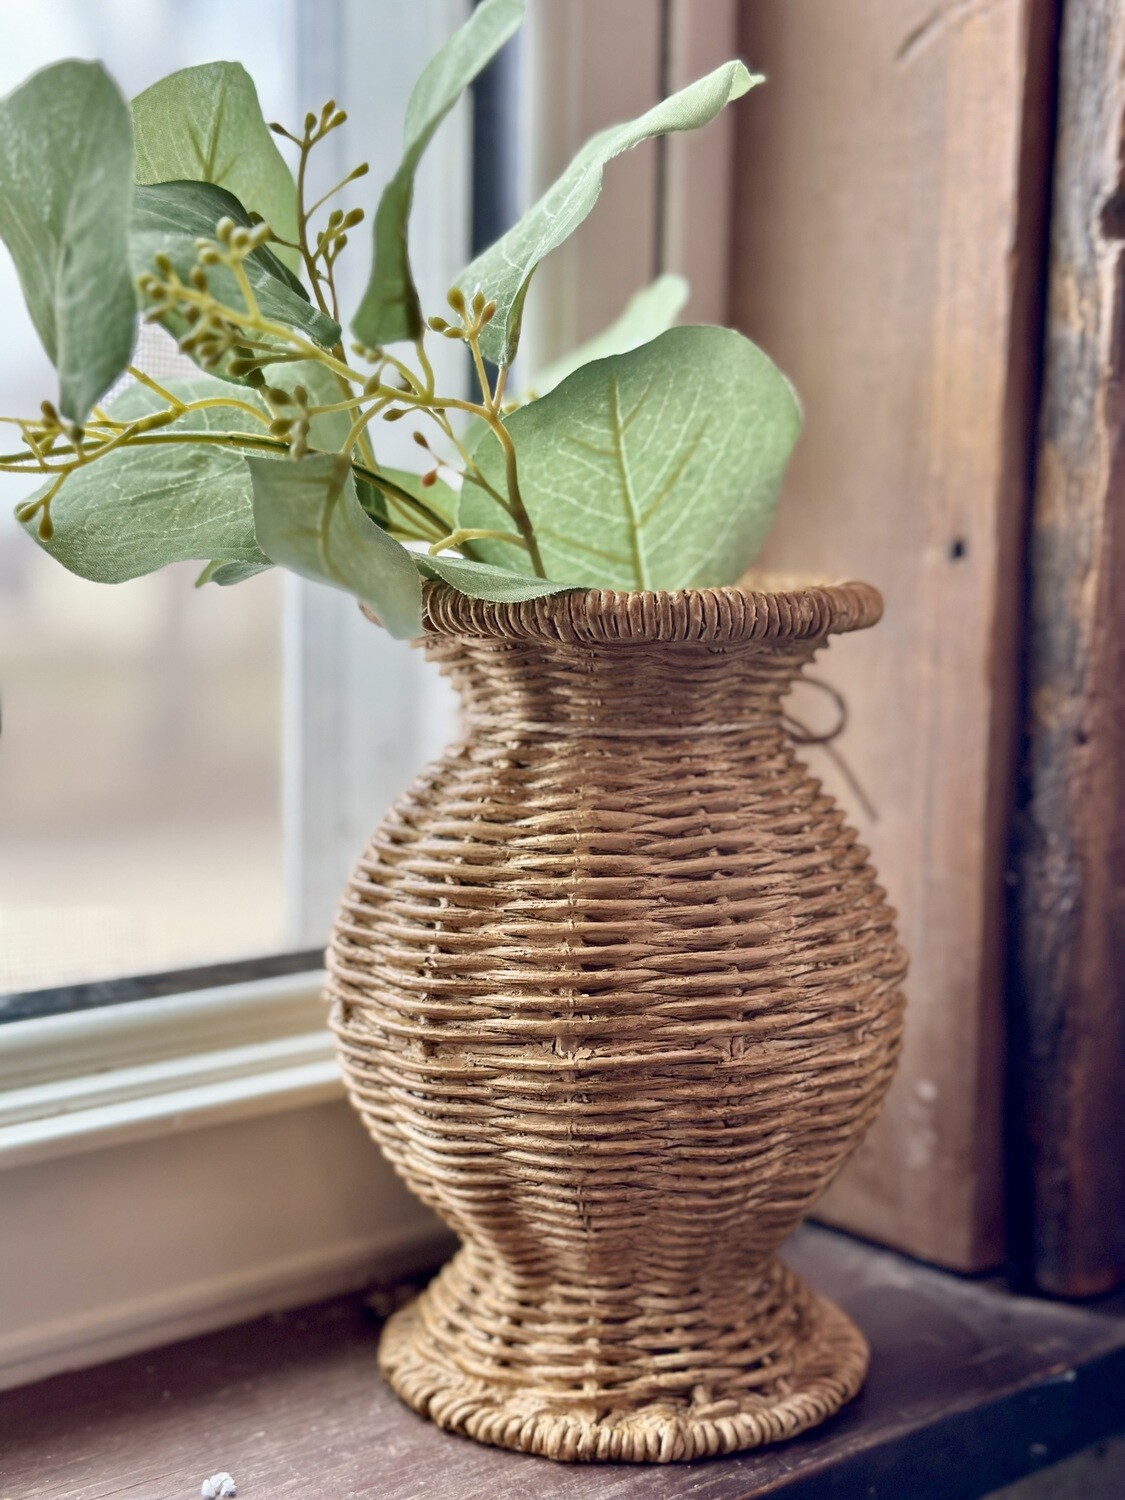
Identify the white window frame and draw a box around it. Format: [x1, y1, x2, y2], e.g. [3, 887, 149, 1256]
[0, 0, 739, 1391]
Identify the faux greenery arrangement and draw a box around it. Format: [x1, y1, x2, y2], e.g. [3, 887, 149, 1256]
[0, 0, 801, 639]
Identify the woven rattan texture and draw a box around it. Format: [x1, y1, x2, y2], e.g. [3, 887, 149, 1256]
[328, 583, 907, 1463]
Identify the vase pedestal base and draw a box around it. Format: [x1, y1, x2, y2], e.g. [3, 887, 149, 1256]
[377, 1249, 869, 1464]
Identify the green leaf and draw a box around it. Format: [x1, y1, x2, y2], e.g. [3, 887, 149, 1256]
[196, 557, 272, 586]
[352, 0, 524, 347]
[249, 453, 422, 638]
[529, 275, 689, 397]
[131, 181, 339, 376]
[415, 552, 568, 603]
[132, 181, 311, 299]
[460, 326, 801, 590]
[20, 375, 270, 581]
[459, 62, 759, 367]
[131, 62, 300, 272]
[0, 60, 136, 423]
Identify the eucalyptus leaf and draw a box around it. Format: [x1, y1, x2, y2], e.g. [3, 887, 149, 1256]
[459, 62, 759, 367]
[529, 275, 689, 397]
[460, 326, 801, 589]
[0, 60, 136, 423]
[131, 181, 339, 375]
[132, 182, 310, 298]
[352, 0, 523, 347]
[249, 453, 422, 638]
[196, 557, 272, 586]
[415, 552, 567, 603]
[132, 62, 300, 272]
[21, 376, 270, 581]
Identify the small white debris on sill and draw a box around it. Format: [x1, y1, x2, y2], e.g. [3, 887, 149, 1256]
[201, 1474, 236, 1498]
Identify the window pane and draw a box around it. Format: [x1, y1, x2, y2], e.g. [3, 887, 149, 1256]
[0, 552, 286, 994]
[0, 1, 302, 994]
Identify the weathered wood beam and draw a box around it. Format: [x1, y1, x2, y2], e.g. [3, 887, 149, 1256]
[1013, 0, 1125, 1297]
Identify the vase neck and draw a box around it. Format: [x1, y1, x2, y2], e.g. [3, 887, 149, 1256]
[424, 636, 819, 737]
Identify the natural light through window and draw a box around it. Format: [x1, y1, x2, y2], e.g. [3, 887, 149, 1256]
[0, 1, 302, 992]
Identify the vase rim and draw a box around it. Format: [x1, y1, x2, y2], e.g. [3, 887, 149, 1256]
[417, 579, 883, 646]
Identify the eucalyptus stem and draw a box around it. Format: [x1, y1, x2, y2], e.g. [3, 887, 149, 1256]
[467, 326, 495, 413]
[428, 526, 524, 555]
[413, 335, 436, 397]
[428, 411, 509, 512]
[291, 109, 337, 321]
[343, 395, 394, 453]
[126, 367, 183, 407]
[4, 116, 547, 575]
[6, 426, 449, 542]
[278, 109, 384, 473]
[230, 258, 261, 322]
[424, 290, 544, 575]
[380, 383, 544, 574]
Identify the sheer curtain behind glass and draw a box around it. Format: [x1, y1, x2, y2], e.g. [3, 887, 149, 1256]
[0, 2, 301, 994]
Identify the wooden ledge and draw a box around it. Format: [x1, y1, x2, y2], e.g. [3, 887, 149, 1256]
[3, 1226, 1124, 1499]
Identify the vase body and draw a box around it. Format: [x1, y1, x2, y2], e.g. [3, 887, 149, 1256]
[327, 583, 907, 1463]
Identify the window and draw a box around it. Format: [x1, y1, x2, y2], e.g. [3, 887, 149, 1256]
[0, 0, 461, 1006]
[0, 0, 478, 1389]
[0, 0, 741, 1390]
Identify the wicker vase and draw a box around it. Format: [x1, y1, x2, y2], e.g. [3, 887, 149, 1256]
[327, 582, 907, 1464]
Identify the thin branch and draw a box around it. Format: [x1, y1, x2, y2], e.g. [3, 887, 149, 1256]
[428, 527, 527, 556]
[127, 367, 184, 408]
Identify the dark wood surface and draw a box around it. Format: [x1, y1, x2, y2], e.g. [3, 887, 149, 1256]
[3, 1227, 1124, 1500]
[1011, 0, 1125, 1297]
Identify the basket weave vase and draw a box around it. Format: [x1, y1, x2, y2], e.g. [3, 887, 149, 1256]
[327, 581, 907, 1464]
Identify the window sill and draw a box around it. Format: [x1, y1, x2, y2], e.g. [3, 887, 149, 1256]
[0, 972, 443, 1392]
[2, 1225, 1123, 1499]
[0, 971, 339, 1168]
